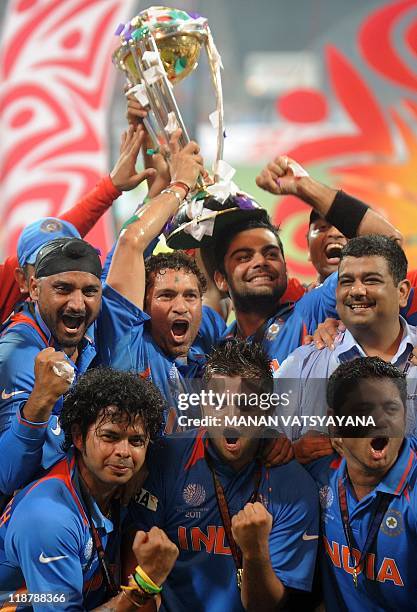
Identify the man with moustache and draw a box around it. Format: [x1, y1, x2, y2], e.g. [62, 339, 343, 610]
[275, 235, 417, 445]
[306, 358, 417, 611]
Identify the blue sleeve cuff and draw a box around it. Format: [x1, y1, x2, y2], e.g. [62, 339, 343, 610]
[11, 407, 49, 441]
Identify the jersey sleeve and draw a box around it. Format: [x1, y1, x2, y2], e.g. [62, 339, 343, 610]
[268, 463, 319, 592]
[59, 175, 120, 238]
[0, 335, 48, 494]
[94, 284, 149, 368]
[0, 255, 23, 325]
[294, 272, 339, 335]
[101, 236, 158, 284]
[5, 493, 86, 611]
[192, 306, 226, 355]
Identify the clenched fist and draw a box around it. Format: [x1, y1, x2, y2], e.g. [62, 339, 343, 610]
[132, 527, 179, 586]
[33, 347, 74, 403]
[22, 348, 74, 424]
[256, 155, 308, 197]
[231, 502, 272, 558]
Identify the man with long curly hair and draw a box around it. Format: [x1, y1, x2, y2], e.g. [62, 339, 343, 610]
[0, 367, 179, 611]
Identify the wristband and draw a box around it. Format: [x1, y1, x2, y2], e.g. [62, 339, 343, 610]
[324, 190, 369, 239]
[135, 565, 161, 592]
[161, 188, 184, 207]
[169, 180, 190, 197]
[133, 566, 162, 594]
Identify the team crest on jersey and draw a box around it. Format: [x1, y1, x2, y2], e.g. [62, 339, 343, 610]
[136, 488, 158, 512]
[380, 509, 404, 537]
[319, 485, 334, 510]
[266, 323, 281, 341]
[183, 483, 206, 506]
[40, 219, 63, 233]
[81, 537, 94, 569]
[169, 364, 178, 381]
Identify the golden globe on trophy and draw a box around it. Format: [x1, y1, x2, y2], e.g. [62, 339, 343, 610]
[113, 6, 266, 249]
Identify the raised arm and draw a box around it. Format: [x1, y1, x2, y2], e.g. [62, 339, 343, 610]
[126, 93, 171, 199]
[106, 127, 204, 309]
[256, 156, 402, 241]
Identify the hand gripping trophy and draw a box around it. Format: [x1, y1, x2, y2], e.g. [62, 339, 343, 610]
[113, 6, 266, 249]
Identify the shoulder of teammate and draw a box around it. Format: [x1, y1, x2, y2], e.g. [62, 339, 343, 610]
[201, 305, 227, 337]
[192, 305, 225, 355]
[0, 334, 40, 430]
[95, 284, 150, 366]
[5, 477, 83, 566]
[275, 342, 318, 378]
[303, 452, 340, 484]
[5, 482, 86, 611]
[294, 271, 338, 334]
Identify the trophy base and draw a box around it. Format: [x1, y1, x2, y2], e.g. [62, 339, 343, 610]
[165, 205, 268, 249]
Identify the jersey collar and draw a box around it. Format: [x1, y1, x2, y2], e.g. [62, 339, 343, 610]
[340, 438, 415, 501]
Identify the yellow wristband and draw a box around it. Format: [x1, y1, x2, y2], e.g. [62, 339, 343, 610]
[135, 565, 161, 591]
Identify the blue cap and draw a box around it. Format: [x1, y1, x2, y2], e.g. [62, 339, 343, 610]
[17, 218, 81, 267]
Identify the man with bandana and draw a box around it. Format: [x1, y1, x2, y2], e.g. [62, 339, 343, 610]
[0, 124, 151, 325]
[0, 127, 203, 497]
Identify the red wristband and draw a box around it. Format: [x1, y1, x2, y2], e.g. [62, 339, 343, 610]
[169, 181, 190, 197]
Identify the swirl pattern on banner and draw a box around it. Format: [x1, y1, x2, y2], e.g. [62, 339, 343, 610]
[0, 0, 135, 259]
[273, 0, 417, 281]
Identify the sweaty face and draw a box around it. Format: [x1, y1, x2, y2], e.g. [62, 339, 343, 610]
[145, 268, 203, 359]
[341, 379, 405, 476]
[31, 271, 102, 350]
[307, 220, 347, 282]
[336, 255, 409, 334]
[219, 228, 287, 311]
[76, 410, 148, 489]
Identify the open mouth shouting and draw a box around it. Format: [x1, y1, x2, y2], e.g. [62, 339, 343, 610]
[60, 312, 86, 336]
[222, 428, 242, 454]
[369, 437, 389, 460]
[171, 319, 190, 344]
[324, 243, 344, 265]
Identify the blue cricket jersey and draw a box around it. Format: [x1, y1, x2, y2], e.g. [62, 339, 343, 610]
[222, 303, 309, 373]
[0, 454, 123, 611]
[128, 429, 319, 612]
[0, 284, 141, 494]
[99, 306, 225, 433]
[306, 439, 417, 611]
